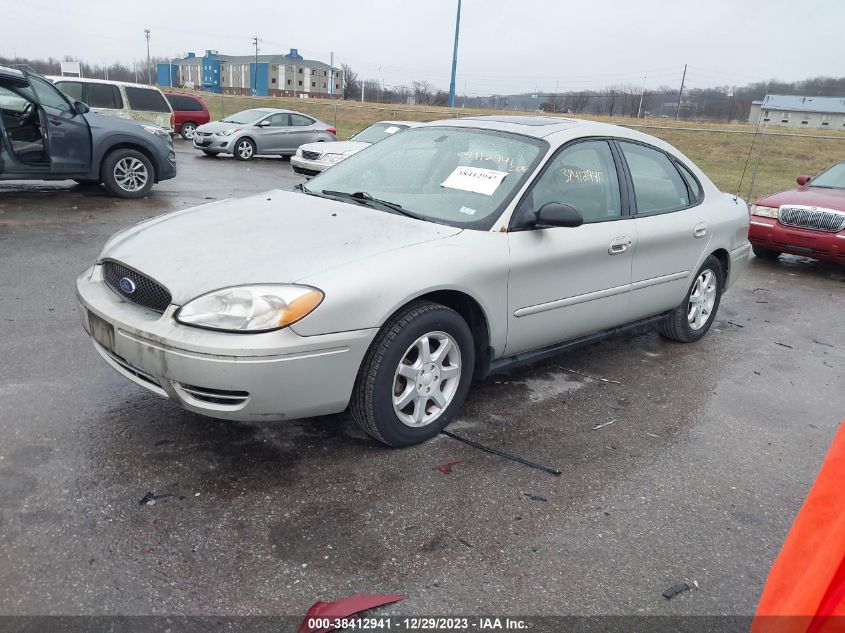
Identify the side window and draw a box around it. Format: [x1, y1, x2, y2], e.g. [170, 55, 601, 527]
[55, 81, 83, 102]
[526, 140, 622, 222]
[86, 83, 122, 109]
[124, 87, 170, 113]
[0, 85, 32, 114]
[265, 113, 289, 127]
[290, 114, 314, 127]
[619, 141, 690, 214]
[167, 95, 203, 112]
[28, 76, 72, 113]
[675, 160, 702, 203]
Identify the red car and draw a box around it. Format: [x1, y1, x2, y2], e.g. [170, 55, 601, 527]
[749, 161, 845, 264]
[163, 92, 211, 141]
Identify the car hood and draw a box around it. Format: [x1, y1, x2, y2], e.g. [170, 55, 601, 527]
[300, 140, 371, 156]
[100, 190, 462, 304]
[196, 120, 255, 134]
[757, 186, 845, 211]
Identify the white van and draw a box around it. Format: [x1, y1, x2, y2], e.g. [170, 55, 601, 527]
[51, 77, 174, 133]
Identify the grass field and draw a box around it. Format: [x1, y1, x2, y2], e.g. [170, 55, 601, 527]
[181, 90, 845, 200]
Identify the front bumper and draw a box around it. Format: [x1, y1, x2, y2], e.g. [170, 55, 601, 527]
[193, 134, 232, 153]
[749, 219, 845, 264]
[76, 265, 377, 422]
[290, 155, 333, 176]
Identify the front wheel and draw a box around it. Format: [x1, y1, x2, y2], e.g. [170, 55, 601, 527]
[658, 255, 724, 343]
[180, 122, 197, 140]
[101, 149, 154, 198]
[351, 301, 475, 447]
[233, 137, 256, 161]
[752, 245, 781, 260]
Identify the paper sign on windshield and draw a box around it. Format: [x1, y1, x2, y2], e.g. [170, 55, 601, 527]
[384, 126, 400, 134]
[441, 166, 508, 196]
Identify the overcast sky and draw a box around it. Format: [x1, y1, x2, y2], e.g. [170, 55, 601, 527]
[7, 0, 844, 94]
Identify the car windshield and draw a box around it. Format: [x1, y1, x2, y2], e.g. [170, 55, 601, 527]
[305, 126, 546, 229]
[808, 162, 845, 189]
[221, 109, 269, 124]
[350, 123, 408, 144]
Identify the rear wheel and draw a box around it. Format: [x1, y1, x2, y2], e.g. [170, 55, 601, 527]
[233, 138, 256, 161]
[101, 149, 154, 198]
[180, 122, 197, 140]
[351, 301, 474, 447]
[752, 245, 781, 260]
[659, 255, 724, 343]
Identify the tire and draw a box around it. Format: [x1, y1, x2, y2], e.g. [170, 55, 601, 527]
[233, 137, 256, 161]
[201, 150, 219, 157]
[101, 149, 154, 198]
[180, 121, 198, 141]
[351, 301, 475, 447]
[658, 255, 724, 343]
[752, 245, 781, 260]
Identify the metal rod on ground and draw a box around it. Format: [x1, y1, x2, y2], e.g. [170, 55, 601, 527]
[447, 0, 461, 108]
[675, 63, 686, 120]
[747, 121, 770, 201]
[441, 430, 562, 476]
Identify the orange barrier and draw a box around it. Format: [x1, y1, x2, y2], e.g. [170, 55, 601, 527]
[753, 420, 845, 633]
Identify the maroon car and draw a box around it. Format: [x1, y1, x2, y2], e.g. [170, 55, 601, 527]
[749, 161, 845, 264]
[163, 92, 211, 141]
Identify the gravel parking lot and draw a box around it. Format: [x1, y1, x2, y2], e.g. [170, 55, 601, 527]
[0, 142, 843, 617]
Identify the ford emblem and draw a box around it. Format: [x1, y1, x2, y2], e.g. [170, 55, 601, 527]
[118, 277, 137, 294]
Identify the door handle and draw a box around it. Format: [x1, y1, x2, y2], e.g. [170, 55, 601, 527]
[608, 236, 633, 255]
[50, 119, 62, 126]
[694, 222, 708, 239]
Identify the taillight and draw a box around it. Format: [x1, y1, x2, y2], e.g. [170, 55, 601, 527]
[327, 127, 337, 136]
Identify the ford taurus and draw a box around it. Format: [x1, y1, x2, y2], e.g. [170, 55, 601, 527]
[76, 115, 751, 447]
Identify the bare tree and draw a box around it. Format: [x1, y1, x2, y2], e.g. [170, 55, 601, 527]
[340, 64, 359, 100]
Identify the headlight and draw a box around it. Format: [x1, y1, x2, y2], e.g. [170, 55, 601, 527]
[323, 153, 347, 164]
[176, 285, 323, 332]
[295, 148, 303, 157]
[751, 205, 779, 218]
[215, 128, 240, 136]
[142, 125, 170, 140]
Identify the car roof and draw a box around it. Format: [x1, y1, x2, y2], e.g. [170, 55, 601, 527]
[422, 114, 627, 138]
[0, 65, 26, 81]
[47, 75, 165, 90]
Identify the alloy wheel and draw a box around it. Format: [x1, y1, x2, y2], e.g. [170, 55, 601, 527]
[236, 140, 254, 160]
[113, 157, 149, 192]
[392, 331, 461, 427]
[182, 123, 196, 139]
[687, 269, 717, 330]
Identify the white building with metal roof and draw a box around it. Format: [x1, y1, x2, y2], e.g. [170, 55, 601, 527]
[748, 94, 845, 129]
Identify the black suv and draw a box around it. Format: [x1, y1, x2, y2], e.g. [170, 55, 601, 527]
[0, 67, 176, 198]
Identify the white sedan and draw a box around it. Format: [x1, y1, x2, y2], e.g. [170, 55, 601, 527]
[291, 120, 420, 176]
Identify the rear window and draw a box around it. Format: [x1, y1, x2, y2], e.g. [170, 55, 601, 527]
[125, 87, 170, 113]
[166, 94, 203, 112]
[290, 114, 314, 126]
[86, 83, 123, 109]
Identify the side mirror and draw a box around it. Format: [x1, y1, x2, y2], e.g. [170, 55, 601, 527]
[257, 120, 271, 127]
[535, 202, 583, 228]
[74, 100, 90, 114]
[796, 175, 811, 186]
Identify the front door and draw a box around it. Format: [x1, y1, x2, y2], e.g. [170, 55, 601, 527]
[27, 74, 91, 174]
[506, 139, 636, 356]
[256, 112, 290, 152]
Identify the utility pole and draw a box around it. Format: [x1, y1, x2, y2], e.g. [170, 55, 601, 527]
[144, 29, 151, 84]
[675, 63, 687, 120]
[329, 51, 334, 96]
[252, 37, 259, 96]
[552, 80, 559, 113]
[448, 0, 461, 108]
[637, 76, 647, 118]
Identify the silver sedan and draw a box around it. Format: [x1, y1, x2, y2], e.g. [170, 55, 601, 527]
[193, 108, 336, 160]
[77, 115, 751, 447]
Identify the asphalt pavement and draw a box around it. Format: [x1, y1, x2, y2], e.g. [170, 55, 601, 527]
[0, 142, 843, 617]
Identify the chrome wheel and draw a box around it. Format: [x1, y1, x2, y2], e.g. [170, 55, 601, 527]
[236, 139, 254, 160]
[392, 331, 461, 428]
[113, 157, 149, 192]
[688, 269, 717, 330]
[182, 123, 197, 139]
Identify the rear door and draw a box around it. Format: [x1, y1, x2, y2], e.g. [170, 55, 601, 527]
[616, 140, 711, 320]
[27, 74, 91, 174]
[287, 113, 319, 150]
[123, 86, 173, 131]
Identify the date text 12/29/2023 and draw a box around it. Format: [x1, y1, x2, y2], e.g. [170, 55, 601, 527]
[305, 617, 529, 630]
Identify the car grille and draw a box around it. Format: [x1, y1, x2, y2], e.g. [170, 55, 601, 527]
[102, 260, 172, 313]
[195, 131, 211, 137]
[302, 150, 321, 161]
[779, 206, 845, 233]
